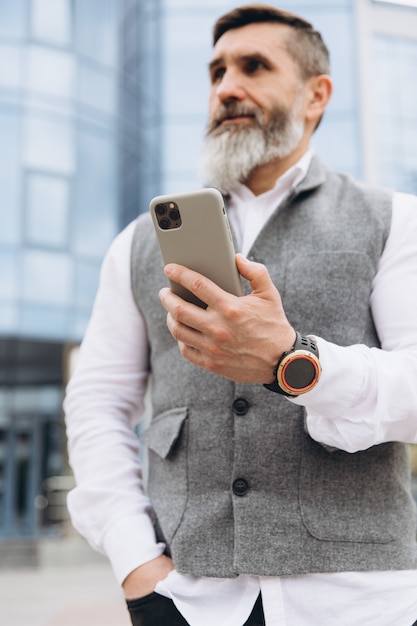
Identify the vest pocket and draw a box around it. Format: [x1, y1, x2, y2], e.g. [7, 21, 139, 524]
[299, 435, 398, 544]
[140, 407, 188, 543]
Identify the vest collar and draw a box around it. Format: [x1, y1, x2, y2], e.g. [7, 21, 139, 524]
[222, 154, 328, 204]
[292, 154, 327, 196]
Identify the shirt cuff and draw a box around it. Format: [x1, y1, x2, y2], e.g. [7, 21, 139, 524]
[290, 337, 367, 418]
[102, 513, 166, 585]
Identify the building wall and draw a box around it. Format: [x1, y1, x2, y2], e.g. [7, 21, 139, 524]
[0, 0, 121, 343]
[356, 0, 417, 193]
[0, 0, 125, 541]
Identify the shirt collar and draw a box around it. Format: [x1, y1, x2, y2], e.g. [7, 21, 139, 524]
[229, 149, 314, 205]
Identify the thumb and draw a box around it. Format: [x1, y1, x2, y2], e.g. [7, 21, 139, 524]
[236, 254, 275, 296]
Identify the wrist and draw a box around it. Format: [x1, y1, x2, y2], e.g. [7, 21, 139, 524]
[122, 555, 174, 599]
[264, 331, 321, 397]
[266, 328, 297, 383]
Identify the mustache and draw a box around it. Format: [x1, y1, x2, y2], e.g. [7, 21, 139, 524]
[207, 102, 264, 134]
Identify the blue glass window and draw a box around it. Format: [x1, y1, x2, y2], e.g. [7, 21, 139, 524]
[372, 35, 417, 194]
[72, 128, 117, 258]
[31, 0, 72, 46]
[23, 114, 75, 175]
[22, 249, 73, 306]
[0, 249, 19, 299]
[0, 45, 23, 88]
[373, 0, 417, 6]
[312, 115, 360, 179]
[74, 260, 101, 308]
[163, 14, 212, 117]
[19, 304, 71, 339]
[0, 0, 26, 39]
[27, 46, 75, 99]
[78, 62, 117, 115]
[25, 173, 70, 248]
[0, 303, 18, 334]
[75, 0, 118, 67]
[0, 111, 22, 245]
[163, 121, 205, 189]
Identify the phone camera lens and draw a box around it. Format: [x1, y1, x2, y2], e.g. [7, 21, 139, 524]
[159, 217, 171, 230]
[169, 209, 180, 221]
[155, 203, 167, 216]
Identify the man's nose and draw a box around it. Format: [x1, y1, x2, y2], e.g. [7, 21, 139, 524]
[216, 69, 246, 102]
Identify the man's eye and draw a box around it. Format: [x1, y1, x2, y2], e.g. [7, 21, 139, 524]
[245, 59, 265, 74]
[211, 67, 225, 83]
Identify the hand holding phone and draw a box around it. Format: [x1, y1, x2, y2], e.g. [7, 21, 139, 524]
[150, 188, 243, 308]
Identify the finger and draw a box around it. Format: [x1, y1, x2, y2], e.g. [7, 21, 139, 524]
[159, 288, 208, 343]
[164, 263, 229, 309]
[166, 311, 202, 347]
[235, 254, 276, 297]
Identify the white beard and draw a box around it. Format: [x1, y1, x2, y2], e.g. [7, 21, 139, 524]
[199, 102, 304, 194]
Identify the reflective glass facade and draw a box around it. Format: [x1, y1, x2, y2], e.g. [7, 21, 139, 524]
[372, 35, 417, 194]
[0, 0, 120, 342]
[0, 0, 124, 541]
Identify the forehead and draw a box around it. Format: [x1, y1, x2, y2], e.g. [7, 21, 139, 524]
[210, 22, 294, 65]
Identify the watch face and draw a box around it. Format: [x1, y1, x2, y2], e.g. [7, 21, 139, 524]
[278, 351, 321, 395]
[284, 357, 317, 390]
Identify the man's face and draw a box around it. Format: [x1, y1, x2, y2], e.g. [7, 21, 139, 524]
[207, 22, 305, 137]
[200, 22, 307, 192]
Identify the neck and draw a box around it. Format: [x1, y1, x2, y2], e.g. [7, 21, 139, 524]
[245, 141, 310, 196]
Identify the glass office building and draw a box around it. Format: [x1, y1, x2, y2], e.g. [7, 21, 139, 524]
[0, 0, 416, 545]
[0, 0, 124, 541]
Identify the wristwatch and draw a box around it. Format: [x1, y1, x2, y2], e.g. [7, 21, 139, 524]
[264, 332, 321, 397]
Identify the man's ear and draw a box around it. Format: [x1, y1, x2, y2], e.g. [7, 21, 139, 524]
[304, 74, 333, 127]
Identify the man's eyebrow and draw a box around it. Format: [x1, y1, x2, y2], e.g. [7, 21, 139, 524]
[208, 56, 224, 73]
[240, 52, 273, 67]
[208, 52, 273, 73]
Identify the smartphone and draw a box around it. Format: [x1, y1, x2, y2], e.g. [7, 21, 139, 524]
[150, 187, 243, 308]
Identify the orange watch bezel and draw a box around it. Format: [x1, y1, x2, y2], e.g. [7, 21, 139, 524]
[277, 349, 321, 396]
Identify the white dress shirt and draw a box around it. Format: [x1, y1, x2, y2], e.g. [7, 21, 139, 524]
[64, 151, 417, 626]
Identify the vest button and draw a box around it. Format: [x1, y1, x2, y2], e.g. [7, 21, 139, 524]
[232, 397, 250, 416]
[233, 478, 249, 496]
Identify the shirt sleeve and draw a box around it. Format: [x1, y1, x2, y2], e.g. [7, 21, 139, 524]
[292, 192, 417, 452]
[64, 221, 165, 585]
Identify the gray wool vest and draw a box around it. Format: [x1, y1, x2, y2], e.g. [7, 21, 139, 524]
[131, 156, 417, 578]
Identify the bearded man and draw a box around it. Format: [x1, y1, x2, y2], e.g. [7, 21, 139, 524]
[65, 4, 417, 625]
